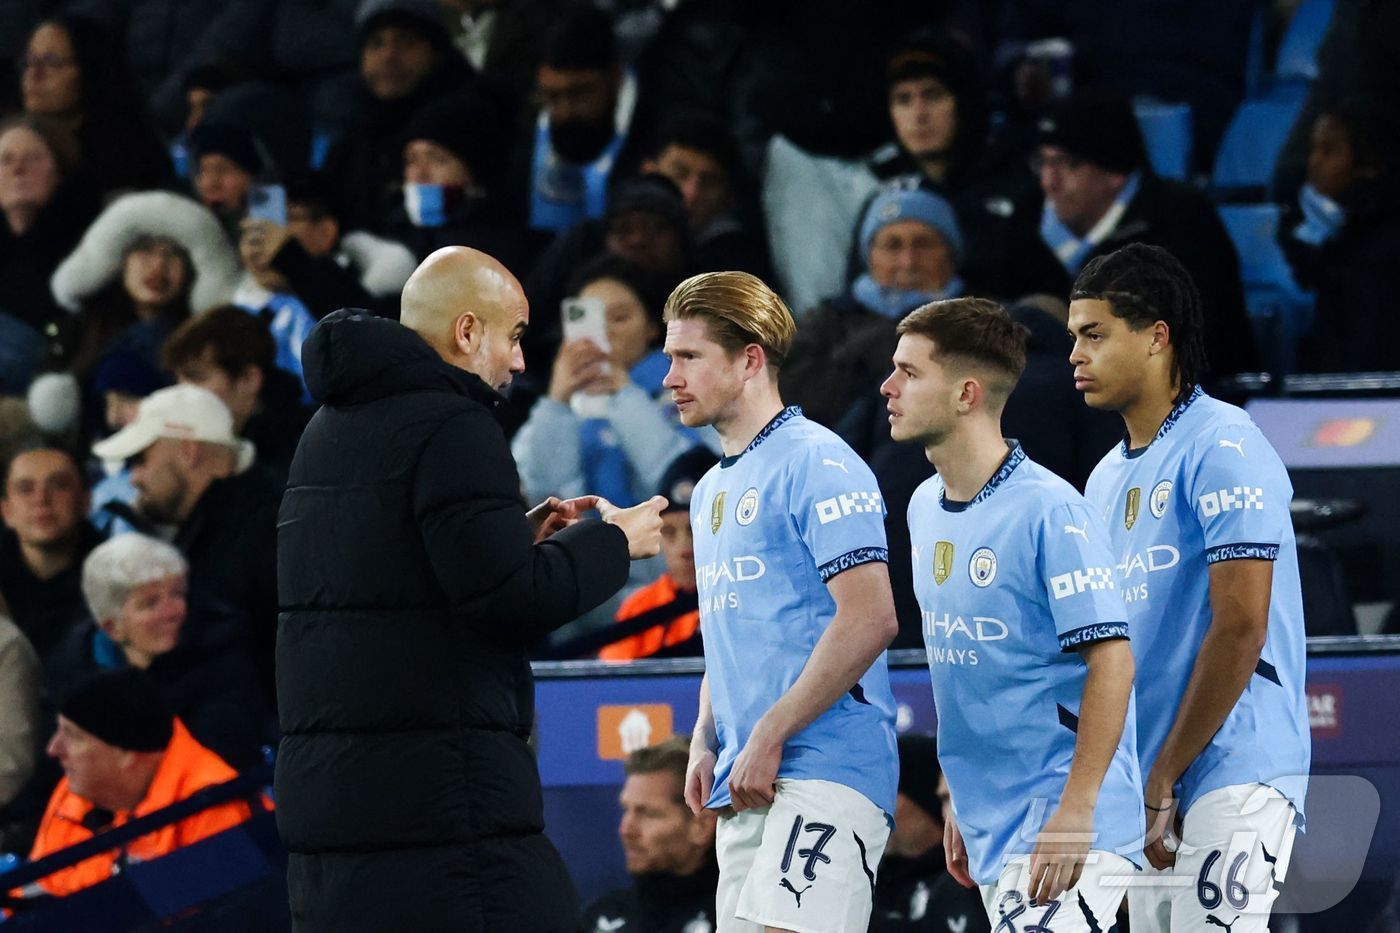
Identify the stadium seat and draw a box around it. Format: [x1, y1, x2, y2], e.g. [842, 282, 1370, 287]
[1218, 203, 1313, 374]
[1275, 0, 1336, 84]
[1134, 99, 1193, 181]
[1211, 86, 1308, 199]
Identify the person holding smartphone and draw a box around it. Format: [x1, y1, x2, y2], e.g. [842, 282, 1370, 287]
[512, 254, 711, 516]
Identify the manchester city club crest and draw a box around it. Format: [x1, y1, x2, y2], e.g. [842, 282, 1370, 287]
[736, 487, 759, 525]
[969, 547, 997, 587]
[710, 491, 726, 533]
[933, 541, 954, 585]
[1125, 486, 1141, 530]
[1150, 480, 1173, 519]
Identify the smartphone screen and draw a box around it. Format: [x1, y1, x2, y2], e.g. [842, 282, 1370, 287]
[246, 184, 287, 225]
[561, 296, 611, 353]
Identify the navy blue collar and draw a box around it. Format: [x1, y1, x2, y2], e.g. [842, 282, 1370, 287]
[1123, 385, 1203, 459]
[941, 440, 1025, 512]
[720, 406, 802, 468]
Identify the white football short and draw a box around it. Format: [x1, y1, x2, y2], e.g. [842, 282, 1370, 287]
[980, 850, 1135, 932]
[714, 778, 890, 933]
[1128, 782, 1298, 933]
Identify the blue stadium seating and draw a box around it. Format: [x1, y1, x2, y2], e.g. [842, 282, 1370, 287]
[1212, 85, 1308, 198]
[1218, 203, 1313, 374]
[1133, 99, 1193, 181]
[1275, 0, 1336, 83]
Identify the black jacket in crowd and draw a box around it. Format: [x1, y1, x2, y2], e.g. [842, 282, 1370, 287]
[1020, 172, 1261, 376]
[170, 465, 282, 701]
[275, 309, 633, 933]
[0, 521, 103, 665]
[1281, 175, 1400, 373]
[579, 862, 720, 933]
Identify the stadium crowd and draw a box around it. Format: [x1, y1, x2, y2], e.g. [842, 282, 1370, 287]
[0, 0, 1397, 928]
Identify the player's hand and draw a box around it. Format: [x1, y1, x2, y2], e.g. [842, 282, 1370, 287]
[1028, 801, 1094, 906]
[1143, 773, 1180, 870]
[526, 495, 600, 542]
[944, 808, 975, 888]
[727, 723, 782, 812]
[547, 339, 609, 403]
[598, 496, 667, 558]
[685, 745, 717, 817]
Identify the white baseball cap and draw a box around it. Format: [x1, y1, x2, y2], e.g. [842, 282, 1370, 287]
[92, 384, 255, 472]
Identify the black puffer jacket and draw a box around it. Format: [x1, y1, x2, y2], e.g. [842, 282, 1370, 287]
[275, 309, 631, 933]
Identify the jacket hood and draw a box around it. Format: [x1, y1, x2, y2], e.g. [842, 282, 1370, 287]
[302, 308, 499, 407]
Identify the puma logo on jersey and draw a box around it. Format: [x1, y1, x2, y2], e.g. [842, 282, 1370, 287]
[1218, 438, 1246, 456]
[779, 878, 813, 907]
[594, 917, 626, 932]
[1063, 522, 1089, 540]
[1206, 916, 1236, 932]
[821, 458, 849, 473]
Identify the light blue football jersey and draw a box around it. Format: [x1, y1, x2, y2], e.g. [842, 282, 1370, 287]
[908, 443, 1145, 885]
[1085, 387, 1310, 823]
[691, 406, 898, 815]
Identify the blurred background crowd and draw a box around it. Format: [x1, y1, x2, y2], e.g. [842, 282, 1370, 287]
[0, 0, 1397, 927]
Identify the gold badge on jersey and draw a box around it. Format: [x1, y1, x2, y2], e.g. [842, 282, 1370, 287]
[933, 541, 954, 585]
[710, 491, 727, 533]
[1124, 486, 1141, 530]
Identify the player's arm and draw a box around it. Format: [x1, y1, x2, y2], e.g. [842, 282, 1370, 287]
[1143, 558, 1272, 868]
[726, 562, 898, 811]
[1030, 636, 1135, 904]
[685, 673, 719, 816]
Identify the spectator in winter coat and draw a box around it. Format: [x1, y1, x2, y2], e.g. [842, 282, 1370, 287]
[783, 183, 969, 430]
[239, 176, 416, 319]
[0, 115, 100, 356]
[390, 88, 538, 272]
[90, 385, 280, 702]
[1021, 92, 1259, 375]
[275, 245, 665, 932]
[1282, 103, 1400, 372]
[319, 0, 476, 234]
[514, 255, 701, 511]
[45, 533, 270, 768]
[17, 14, 172, 199]
[17, 669, 262, 900]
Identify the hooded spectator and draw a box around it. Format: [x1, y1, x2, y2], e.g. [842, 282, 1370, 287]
[47, 191, 241, 387]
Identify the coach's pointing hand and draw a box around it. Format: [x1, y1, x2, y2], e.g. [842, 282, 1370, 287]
[598, 495, 667, 558]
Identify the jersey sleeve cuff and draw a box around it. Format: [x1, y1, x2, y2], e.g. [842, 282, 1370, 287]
[1058, 622, 1129, 652]
[1205, 543, 1280, 564]
[817, 547, 889, 583]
